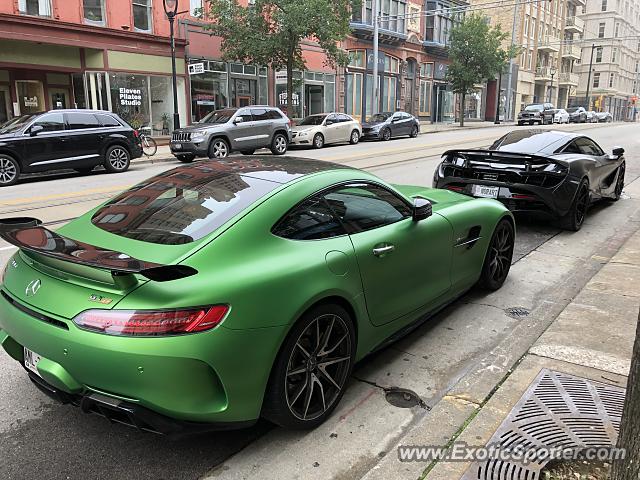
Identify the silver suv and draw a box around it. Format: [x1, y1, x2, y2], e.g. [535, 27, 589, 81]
[170, 106, 291, 162]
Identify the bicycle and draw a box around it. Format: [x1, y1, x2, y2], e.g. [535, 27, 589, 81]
[137, 129, 158, 157]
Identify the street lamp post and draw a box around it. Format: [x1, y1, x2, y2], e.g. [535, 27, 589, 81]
[163, 0, 180, 131]
[549, 67, 556, 104]
[494, 70, 502, 124]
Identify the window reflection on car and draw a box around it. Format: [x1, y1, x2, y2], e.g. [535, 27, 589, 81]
[199, 110, 235, 124]
[370, 113, 392, 122]
[524, 105, 544, 112]
[0, 114, 37, 134]
[299, 115, 327, 126]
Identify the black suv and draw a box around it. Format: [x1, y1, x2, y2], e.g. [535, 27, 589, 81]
[0, 109, 142, 186]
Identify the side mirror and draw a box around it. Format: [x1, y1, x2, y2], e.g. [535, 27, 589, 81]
[30, 125, 44, 136]
[412, 197, 433, 222]
[325, 120, 334, 126]
[233, 116, 244, 124]
[612, 146, 625, 157]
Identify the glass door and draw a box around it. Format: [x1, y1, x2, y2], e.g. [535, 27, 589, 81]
[50, 88, 70, 110]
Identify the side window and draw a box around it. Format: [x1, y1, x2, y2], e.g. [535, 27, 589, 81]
[236, 109, 252, 121]
[267, 110, 283, 120]
[96, 114, 121, 127]
[339, 114, 352, 122]
[326, 114, 338, 125]
[576, 138, 605, 156]
[323, 183, 411, 233]
[66, 113, 100, 130]
[250, 108, 270, 121]
[561, 141, 582, 154]
[31, 113, 65, 133]
[272, 195, 346, 240]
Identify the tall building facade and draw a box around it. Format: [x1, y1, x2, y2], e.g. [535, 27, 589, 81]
[574, 0, 640, 120]
[470, 0, 584, 119]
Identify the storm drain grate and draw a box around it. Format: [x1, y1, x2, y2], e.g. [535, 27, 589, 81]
[505, 307, 531, 319]
[461, 369, 625, 480]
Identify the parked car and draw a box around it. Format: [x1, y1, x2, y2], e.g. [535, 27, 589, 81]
[517, 103, 555, 125]
[361, 112, 420, 140]
[169, 107, 291, 161]
[596, 111, 613, 123]
[0, 156, 514, 432]
[553, 108, 570, 124]
[567, 106, 588, 123]
[433, 130, 626, 231]
[290, 113, 361, 149]
[586, 110, 598, 123]
[0, 109, 142, 187]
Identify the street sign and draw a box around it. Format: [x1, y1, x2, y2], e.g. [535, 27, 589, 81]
[188, 63, 205, 75]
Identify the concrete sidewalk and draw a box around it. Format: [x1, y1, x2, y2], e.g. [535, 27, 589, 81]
[362, 220, 640, 480]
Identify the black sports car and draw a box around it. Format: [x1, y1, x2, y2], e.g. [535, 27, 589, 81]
[361, 112, 420, 141]
[433, 130, 626, 231]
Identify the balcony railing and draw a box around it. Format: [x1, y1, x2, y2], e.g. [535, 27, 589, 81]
[562, 44, 581, 59]
[538, 36, 560, 52]
[535, 67, 553, 80]
[565, 16, 584, 33]
[558, 72, 579, 85]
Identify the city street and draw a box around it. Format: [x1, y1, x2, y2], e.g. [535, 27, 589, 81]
[1, 121, 639, 480]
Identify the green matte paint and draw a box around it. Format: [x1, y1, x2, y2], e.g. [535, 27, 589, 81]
[0, 166, 513, 425]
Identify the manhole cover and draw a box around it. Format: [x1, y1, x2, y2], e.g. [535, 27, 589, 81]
[462, 369, 625, 480]
[385, 388, 424, 408]
[505, 307, 530, 319]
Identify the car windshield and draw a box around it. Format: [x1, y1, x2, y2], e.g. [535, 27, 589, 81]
[370, 113, 391, 122]
[199, 109, 235, 124]
[524, 105, 544, 112]
[0, 114, 37, 134]
[91, 163, 281, 245]
[299, 115, 327, 126]
[566, 107, 580, 113]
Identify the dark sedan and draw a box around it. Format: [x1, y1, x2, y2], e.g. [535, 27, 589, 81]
[433, 130, 626, 231]
[567, 107, 588, 123]
[361, 112, 420, 141]
[0, 109, 142, 186]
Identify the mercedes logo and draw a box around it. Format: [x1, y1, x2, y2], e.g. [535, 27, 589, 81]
[25, 279, 41, 297]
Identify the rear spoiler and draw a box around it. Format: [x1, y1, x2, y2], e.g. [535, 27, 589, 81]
[442, 149, 564, 172]
[0, 218, 197, 283]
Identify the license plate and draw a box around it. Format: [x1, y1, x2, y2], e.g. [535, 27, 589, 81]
[473, 185, 499, 199]
[24, 347, 42, 377]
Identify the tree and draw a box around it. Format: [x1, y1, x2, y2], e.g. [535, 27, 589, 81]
[203, 0, 358, 118]
[611, 311, 640, 480]
[446, 13, 518, 127]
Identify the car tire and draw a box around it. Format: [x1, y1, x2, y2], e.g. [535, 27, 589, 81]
[262, 303, 356, 429]
[349, 130, 360, 145]
[240, 150, 255, 155]
[177, 154, 195, 163]
[409, 125, 419, 138]
[381, 128, 391, 141]
[0, 154, 20, 187]
[611, 162, 625, 201]
[103, 145, 131, 173]
[477, 218, 515, 291]
[74, 167, 94, 174]
[607, 117, 612, 123]
[560, 180, 590, 231]
[270, 132, 288, 155]
[208, 138, 230, 158]
[313, 133, 324, 149]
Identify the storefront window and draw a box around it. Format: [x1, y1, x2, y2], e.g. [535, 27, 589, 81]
[463, 88, 483, 120]
[190, 70, 228, 121]
[109, 73, 150, 129]
[382, 76, 397, 111]
[345, 73, 363, 117]
[258, 67, 268, 105]
[419, 80, 431, 116]
[420, 63, 434, 78]
[324, 78, 335, 112]
[72, 74, 87, 109]
[16, 80, 45, 114]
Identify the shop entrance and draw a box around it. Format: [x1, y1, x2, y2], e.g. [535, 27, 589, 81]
[231, 78, 256, 107]
[16, 80, 45, 114]
[237, 95, 252, 107]
[0, 86, 10, 123]
[305, 84, 324, 115]
[50, 88, 71, 110]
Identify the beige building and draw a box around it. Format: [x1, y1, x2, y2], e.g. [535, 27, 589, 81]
[471, 0, 585, 118]
[574, 0, 640, 120]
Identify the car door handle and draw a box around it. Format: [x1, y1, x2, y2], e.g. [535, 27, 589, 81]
[373, 244, 395, 257]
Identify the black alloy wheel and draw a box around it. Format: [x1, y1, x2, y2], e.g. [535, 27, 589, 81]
[381, 128, 391, 141]
[0, 155, 20, 186]
[349, 130, 360, 145]
[410, 125, 419, 138]
[561, 180, 590, 231]
[262, 304, 355, 429]
[478, 219, 515, 290]
[612, 163, 626, 201]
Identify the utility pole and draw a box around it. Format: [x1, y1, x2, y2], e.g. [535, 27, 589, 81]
[494, 70, 502, 124]
[372, 0, 380, 116]
[585, 43, 596, 109]
[505, 0, 520, 121]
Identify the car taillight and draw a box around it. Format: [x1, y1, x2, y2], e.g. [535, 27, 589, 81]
[72, 306, 229, 336]
[133, 130, 139, 138]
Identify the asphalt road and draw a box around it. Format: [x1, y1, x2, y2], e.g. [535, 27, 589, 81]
[0, 122, 637, 480]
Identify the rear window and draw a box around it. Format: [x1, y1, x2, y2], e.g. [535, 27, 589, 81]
[67, 113, 100, 129]
[96, 114, 121, 127]
[91, 167, 280, 245]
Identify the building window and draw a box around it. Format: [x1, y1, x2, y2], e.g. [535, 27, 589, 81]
[384, 56, 400, 74]
[348, 50, 366, 69]
[420, 63, 433, 78]
[595, 47, 603, 63]
[601, 0, 607, 10]
[614, 22, 620, 36]
[379, 0, 406, 33]
[524, 15, 529, 36]
[18, 0, 51, 16]
[598, 23, 605, 38]
[133, 0, 152, 32]
[612, 47, 618, 63]
[593, 72, 600, 88]
[419, 80, 431, 115]
[609, 73, 615, 88]
[190, 0, 202, 16]
[345, 73, 363, 117]
[84, 0, 105, 25]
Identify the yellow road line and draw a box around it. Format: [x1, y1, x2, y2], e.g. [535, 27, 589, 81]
[0, 184, 131, 207]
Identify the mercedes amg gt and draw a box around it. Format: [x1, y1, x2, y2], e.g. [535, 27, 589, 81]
[0, 157, 514, 434]
[433, 130, 626, 231]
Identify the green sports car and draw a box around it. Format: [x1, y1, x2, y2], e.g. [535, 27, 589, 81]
[0, 157, 515, 434]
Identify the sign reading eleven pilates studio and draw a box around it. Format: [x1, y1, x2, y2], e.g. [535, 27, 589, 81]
[118, 88, 143, 107]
